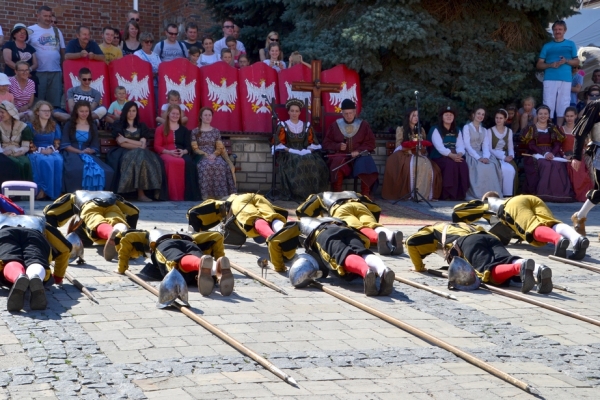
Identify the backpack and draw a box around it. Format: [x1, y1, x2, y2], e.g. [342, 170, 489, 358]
[159, 40, 187, 60]
[0, 194, 25, 215]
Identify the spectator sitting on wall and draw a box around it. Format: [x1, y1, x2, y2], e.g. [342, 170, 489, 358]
[198, 37, 219, 66]
[0, 73, 15, 103]
[65, 25, 105, 62]
[121, 20, 141, 56]
[214, 19, 245, 56]
[99, 26, 123, 63]
[238, 54, 250, 68]
[156, 90, 188, 126]
[153, 24, 188, 62]
[8, 61, 36, 121]
[220, 49, 234, 68]
[225, 36, 244, 68]
[289, 51, 311, 68]
[54, 67, 107, 123]
[183, 22, 204, 53]
[2, 23, 38, 78]
[188, 46, 201, 65]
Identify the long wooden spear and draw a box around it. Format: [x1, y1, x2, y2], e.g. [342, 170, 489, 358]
[396, 275, 457, 300]
[64, 271, 99, 304]
[548, 255, 600, 274]
[229, 261, 288, 295]
[124, 270, 297, 387]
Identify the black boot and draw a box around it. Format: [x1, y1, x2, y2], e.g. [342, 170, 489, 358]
[520, 259, 535, 294]
[364, 270, 378, 296]
[536, 265, 553, 294]
[7, 274, 29, 312]
[569, 236, 589, 261]
[553, 238, 569, 258]
[391, 231, 404, 256]
[29, 276, 48, 310]
[377, 231, 391, 256]
[378, 268, 395, 296]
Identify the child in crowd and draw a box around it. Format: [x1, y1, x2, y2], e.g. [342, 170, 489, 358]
[156, 90, 188, 126]
[289, 51, 311, 68]
[264, 43, 286, 72]
[188, 46, 201, 66]
[518, 97, 537, 133]
[238, 54, 250, 68]
[225, 36, 244, 68]
[505, 104, 518, 133]
[220, 49, 234, 67]
[106, 86, 128, 126]
[0, 73, 15, 103]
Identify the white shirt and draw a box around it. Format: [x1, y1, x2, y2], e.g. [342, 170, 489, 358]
[198, 53, 219, 66]
[263, 59, 286, 72]
[461, 122, 490, 160]
[213, 37, 246, 56]
[134, 49, 161, 74]
[27, 24, 66, 72]
[489, 126, 514, 160]
[431, 128, 465, 157]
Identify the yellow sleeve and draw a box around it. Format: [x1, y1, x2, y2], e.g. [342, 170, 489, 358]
[405, 226, 438, 272]
[115, 231, 148, 273]
[43, 194, 75, 227]
[45, 225, 72, 279]
[192, 231, 226, 259]
[296, 194, 326, 218]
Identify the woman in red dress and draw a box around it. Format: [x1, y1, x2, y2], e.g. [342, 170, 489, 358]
[153, 104, 199, 201]
[561, 106, 594, 202]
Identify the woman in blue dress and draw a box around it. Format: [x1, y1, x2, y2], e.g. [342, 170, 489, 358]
[27, 101, 63, 199]
[60, 101, 114, 193]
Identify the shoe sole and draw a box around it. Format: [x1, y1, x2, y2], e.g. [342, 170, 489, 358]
[392, 231, 404, 255]
[29, 277, 47, 310]
[521, 259, 535, 294]
[553, 238, 569, 259]
[198, 256, 214, 296]
[537, 267, 553, 294]
[570, 237, 589, 261]
[217, 257, 234, 296]
[103, 229, 120, 262]
[7, 276, 29, 312]
[379, 269, 395, 296]
[364, 271, 378, 296]
[377, 231, 391, 255]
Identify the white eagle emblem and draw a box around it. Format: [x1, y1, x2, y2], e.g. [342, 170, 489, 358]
[69, 72, 105, 100]
[206, 77, 238, 112]
[284, 82, 311, 108]
[328, 82, 358, 113]
[116, 72, 150, 108]
[245, 79, 276, 113]
[164, 75, 197, 110]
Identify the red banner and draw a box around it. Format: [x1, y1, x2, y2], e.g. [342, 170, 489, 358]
[238, 62, 279, 133]
[321, 64, 362, 131]
[62, 60, 110, 112]
[158, 59, 202, 130]
[277, 64, 312, 122]
[199, 61, 241, 132]
[108, 55, 156, 128]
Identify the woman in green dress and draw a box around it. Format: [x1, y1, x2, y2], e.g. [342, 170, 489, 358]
[0, 100, 33, 181]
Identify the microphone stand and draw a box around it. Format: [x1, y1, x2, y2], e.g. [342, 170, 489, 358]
[394, 91, 432, 208]
[264, 95, 281, 202]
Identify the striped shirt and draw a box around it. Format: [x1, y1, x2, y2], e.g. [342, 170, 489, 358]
[9, 77, 35, 109]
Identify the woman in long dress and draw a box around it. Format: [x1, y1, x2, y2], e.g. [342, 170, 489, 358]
[462, 107, 503, 200]
[429, 106, 469, 200]
[489, 109, 518, 197]
[0, 100, 33, 181]
[273, 99, 329, 202]
[153, 104, 199, 201]
[190, 107, 236, 200]
[107, 101, 163, 201]
[60, 101, 114, 192]
[522, 105, 574, 203]
[561, 106, 594, 202]
[382, 108, 441, 200]
[27, 101, 63, 199]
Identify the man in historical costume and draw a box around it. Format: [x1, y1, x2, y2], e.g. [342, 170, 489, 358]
[43, 190, 139, 262]
[187, 193, 300, 272]
[570, 99, 600, 238]
[114, 228, 234, 296]
[0, 213, 72, 311]
[452, 192, 589, 261]
[297, 217, 395, 296]
[296, 191, 403, 256]
[406, 222, 552, 294]
[322, 99, 378, 197]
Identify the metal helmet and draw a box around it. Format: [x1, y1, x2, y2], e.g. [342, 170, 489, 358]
[66, 232, 84, 263]
[486, 196, 506, 214]
[447, 257, 480, 291]
[149, 229, 174, 249]
[289, 254, 322, 288]
[157, 268, 190, 309]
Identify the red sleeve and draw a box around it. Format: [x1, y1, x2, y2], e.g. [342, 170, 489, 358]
[153, 126, 165, 154]
[277, 125, 287, 145]
[322, 122, 344, 152]
[354, 121, 376, 152]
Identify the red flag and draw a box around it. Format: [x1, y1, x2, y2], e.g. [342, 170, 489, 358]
[277, 63, 312, 122]
[62, 60, 110, 112]
[321, 64, 362, 131]
[199, 61, 242, 132]
[158, 59, 202, 130]
[109, 55, 156, 128]
[238, 62, 279, 133]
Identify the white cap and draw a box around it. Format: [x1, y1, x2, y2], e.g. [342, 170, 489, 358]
[0, 73, 9, 86]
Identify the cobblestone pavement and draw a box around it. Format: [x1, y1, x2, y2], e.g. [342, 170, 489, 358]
[0, 198, 599, 399]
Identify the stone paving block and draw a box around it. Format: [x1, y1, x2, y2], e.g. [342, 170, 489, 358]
[343, 338, 386, 350]
[439, 362, 488, 376]
[87, 329, 127, 342]
[223, 382, 274, 398]
[277, 340, 321, 352]
[144, 388, 195, 399]
[140, 347, 183, 361]
[188, 372, 234, 386]
[220, 371, 271, 383]
[0, 354, 32, 369]
[133, 375, 197, 391]
[300, 379, 345, 395]
[113, 338, 154, 350]
[105, 349, 146, 364]
[343, 378, 391, 393]
[262, 381, 313, 396]
[147, 337, 189, 348]
[94, 320, 133, 331]
[309, 339, 355, 351]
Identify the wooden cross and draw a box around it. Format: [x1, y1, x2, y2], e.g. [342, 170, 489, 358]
[291, 60, 340, 128]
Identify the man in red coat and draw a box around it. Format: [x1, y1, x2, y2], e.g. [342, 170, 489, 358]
[322, 99, 378, 196]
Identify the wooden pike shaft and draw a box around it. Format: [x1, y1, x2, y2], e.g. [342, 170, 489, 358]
[548, 255, 600, 274]
[395, 275, 457, 300]
[64, 272, 99, 304]
[124, 271, 297, 387]
[310, 280, 536, 394]
[427, 269, 600, 328]
[229, 262, 288, 295]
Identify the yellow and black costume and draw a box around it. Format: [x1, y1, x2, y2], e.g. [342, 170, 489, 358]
[297, 191, 381, 230]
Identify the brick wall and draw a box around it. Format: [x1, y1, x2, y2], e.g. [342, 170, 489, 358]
[0, 0, 212, 48]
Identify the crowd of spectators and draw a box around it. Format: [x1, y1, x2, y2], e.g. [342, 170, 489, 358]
[0, 8, 596, 204]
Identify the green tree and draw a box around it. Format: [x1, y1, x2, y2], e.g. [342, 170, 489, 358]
[204, 0, 579, 129]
